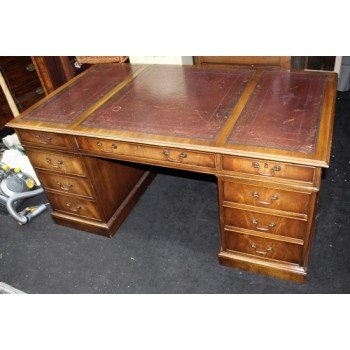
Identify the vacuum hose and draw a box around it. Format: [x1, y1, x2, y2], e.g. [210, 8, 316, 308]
[5, 188, 47, 224]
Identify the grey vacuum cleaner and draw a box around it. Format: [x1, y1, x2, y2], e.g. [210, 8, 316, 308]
[0, 163, 47, 224]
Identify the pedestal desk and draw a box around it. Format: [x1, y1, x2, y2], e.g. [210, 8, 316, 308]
[7, 64, 337, 282]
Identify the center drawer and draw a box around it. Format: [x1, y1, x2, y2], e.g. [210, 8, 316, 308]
[25, 148, 86, 176]
[222, 180, 311, 215]
[223, 206, 307, 240]
[76, 137, 215, 170]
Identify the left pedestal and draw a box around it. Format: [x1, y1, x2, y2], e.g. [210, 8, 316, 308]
[16, 129, 154, 237]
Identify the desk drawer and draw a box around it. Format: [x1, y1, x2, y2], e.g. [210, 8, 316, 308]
[25, 149, 86, 176]
[47, 193, 102, 221]
[17, 129, 74, 150]
[77, 137, 215, 170]
[222, 181, 310, 215]
[221, 156, 315, 183]
[224, 229, 303, 264]
[224, 206, 306, 240]
[37, 171, 93, 198]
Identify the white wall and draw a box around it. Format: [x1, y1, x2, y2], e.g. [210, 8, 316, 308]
[129, 56, 193, 65]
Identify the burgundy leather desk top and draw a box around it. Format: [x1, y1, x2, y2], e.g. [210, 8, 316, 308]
[9, 64, 336, 167]
[228, 71, 327, 153]
[23, 64, 138, 124]
[82, 66, 254, 140]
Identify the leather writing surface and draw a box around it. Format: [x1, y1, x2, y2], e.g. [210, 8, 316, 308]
[228, 71, 327, 153]
[23, 64, 137, 124]
[82, 66, 254, 140]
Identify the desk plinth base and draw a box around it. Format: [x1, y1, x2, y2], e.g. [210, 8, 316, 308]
[52, 170, 155, 238]
[218, 249, 306, 283]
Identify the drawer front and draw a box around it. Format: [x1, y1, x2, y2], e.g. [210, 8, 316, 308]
[221, 156, 315, 183]
[224, 230, 303, 264]
[46, 193, 102, 221]
[77, 137, 215, 170]
[17, 129, 74, 150]
[224, 207, 306, 240]
[25, 149, 86, 176]
[37, 171, 93, 198]
[223, 181, 310, 215]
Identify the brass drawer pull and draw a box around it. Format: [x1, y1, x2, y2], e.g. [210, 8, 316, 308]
[66, 202, 81, 212]
[163, 150, 188, 163]
[46, 157, 63, 169]
[57, 181, 73, 191]
[26, 63, 36, 72]
[35, 134, 53, 144]
[251, 191, 278, 205]
[252, 162, 281, 177]
[250, 242, 273, 256]
[96, 141, 117, 153]
[36, 87, 45, 95]
[252, 219, 276, 232]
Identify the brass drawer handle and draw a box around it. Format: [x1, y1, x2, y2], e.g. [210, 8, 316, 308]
[35, 134, 52, 144]
[96, 141, 117, 153]
[46, 157, 63, 169]
[57, 181, 73, 191]
[250, 242, 273, 256]
[163, 150, 188, 163]
[66, 202, 81, 213]
[36, 87, 45, 95]
[251, 191, 278, 205]
[252, 162, 281, 177]
[26, 63, 36, 72]
[252, 219, 276, 232]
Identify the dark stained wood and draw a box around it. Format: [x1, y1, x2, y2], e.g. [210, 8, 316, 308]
[194, 56, 291, 70]
[31, 56, 75, 94]
[222, 178, 312, 215]
[223, 206, 307, 240]
[0, 56, 45, 128]
[6, 63, 337, 282]
[81, 156, 151, 220]
[221, 155, 316, 184]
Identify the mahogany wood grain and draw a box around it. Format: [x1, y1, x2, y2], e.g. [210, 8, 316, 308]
[222, 179, 311, 215]
[81, 156, 151, 221]
[223, 206, 307, 240]
[37, 171, 94, 198]
[25, 148, 86, 176]
[221, 155, 315, 184]
[17, 129, 76, 150]
[223, 229, 303, 264]
[194, 56, 291, 70]
[77, 137, 216, 172]
[46, 192, 102, 221]
[6, 63, 336, 282]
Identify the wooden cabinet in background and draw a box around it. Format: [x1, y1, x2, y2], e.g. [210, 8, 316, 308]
[194, 56, 291, 70]
[0, 56, 76, 129]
